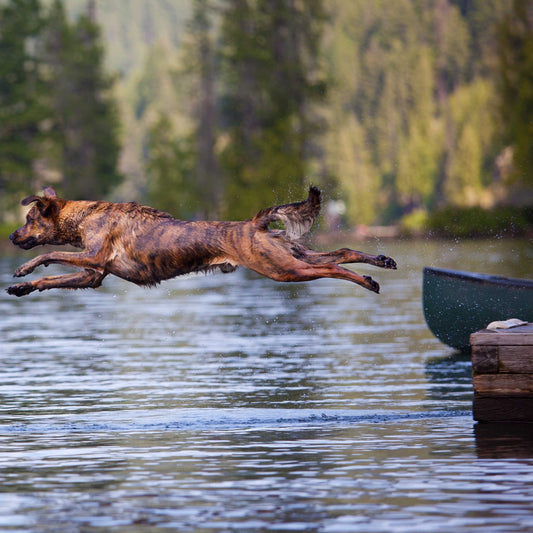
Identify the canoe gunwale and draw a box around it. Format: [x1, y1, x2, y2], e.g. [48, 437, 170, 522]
[423, 267, 533, 290]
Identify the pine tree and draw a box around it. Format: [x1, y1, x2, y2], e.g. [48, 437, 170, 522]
[0, 0, 49, 211]
[144, 0, 220, 219]
[219, 0, 327, 218]
[498, 0, 533, 189]
[43, 0, 122, 200]
[146, 114, 199, 218]
[187, 0, 221, 218]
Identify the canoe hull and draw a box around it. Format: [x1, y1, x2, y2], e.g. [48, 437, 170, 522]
[422, 267, 533, 351]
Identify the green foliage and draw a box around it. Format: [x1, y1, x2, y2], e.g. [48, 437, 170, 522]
[135, 0, 529, 228]
[323, 0, 524, 226]
[134, 0, 221, 218]
[447, 78, 498, 205]
[2, 0, 532, 238]
[427, 205, 531, 238]
[325, 113, 379, 225]
[498, 0, 533, 189]
[396, 45, 444, 210]
[399, 208, 429, 236]
[0, 0, 122, 221]
[49, 0, 192, 76]
[459, 0, 510, 77]
[0, 0, 50, 210]
[146, 115, 200, 219]
[397, 118, 445, 209]
[185, 0, 221, 218]
[218, 0, 327, 219]
[43, 0, 122, 200]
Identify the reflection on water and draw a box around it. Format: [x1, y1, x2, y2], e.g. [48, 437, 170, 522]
[1, 239, 532, 532]
[425, 351, 473, 406]
[475, 423, 533, 459]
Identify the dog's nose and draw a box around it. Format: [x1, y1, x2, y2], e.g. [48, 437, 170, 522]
[9, 232, 15, 241]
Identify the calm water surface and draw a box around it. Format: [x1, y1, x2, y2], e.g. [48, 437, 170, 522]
[1, 238, 532, 532]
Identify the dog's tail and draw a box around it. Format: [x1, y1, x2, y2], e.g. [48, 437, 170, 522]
[252, 186, 321, 240]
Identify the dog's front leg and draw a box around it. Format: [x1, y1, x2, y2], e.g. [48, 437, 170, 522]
[7, 269, 106, 297]
[14, 250, 101, 277]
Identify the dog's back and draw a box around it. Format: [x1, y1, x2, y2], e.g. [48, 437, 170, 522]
[103, 189, 323, 285]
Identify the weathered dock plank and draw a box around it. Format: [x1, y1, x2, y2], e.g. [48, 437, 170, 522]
[473, 374, 533, 395]
[473, 345, 533, 374]
[471, 323, 533, 422]
[473, 396, 533, 423]
[470, 323, 533, 346]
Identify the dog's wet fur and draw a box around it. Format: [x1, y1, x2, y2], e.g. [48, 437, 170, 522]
[7, 186, 396, 297]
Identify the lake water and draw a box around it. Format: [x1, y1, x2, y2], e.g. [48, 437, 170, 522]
[1, 238, 532, 532]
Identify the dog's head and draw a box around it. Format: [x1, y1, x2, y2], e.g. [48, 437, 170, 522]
[10, 187, 66, 249]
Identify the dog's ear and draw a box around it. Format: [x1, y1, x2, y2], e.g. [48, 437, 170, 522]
[42, 186, 57, 199]
[21, 195, 42, 207]
[21, 194, 60, 218]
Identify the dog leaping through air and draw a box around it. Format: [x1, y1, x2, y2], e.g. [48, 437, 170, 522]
[7, 186, 397, 297]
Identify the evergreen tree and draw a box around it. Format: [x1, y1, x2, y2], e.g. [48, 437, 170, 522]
[219, 0, 327, 219]
[498, 0, 533, 189]
[326, 113, 379, 225]
[43, 0, 122, 200]
[0, 0, 49, 211]
[445, 79, 498, 205]
[144, 0, 220, 218]
[457, 0, 510, 78]
[146, 114, 200, 218]
[1, 0, 522, 226]
[397, 46, 444, 211]
[187, 0, 221, 218]
[325, 0, 508, 222]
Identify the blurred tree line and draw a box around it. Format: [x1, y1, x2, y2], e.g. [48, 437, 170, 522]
[325, 0, 533, 227]
[145, 0, 328, 219]
[0, 0, 120, 219]
[1, 0, 533, 229]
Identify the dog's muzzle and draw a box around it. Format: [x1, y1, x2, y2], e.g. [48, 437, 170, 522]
[10, 233, 38, 249]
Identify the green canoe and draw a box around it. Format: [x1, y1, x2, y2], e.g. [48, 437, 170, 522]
[422, 267, 533, 352]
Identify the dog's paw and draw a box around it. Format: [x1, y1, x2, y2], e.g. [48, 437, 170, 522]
[13, 264, 35, 277]
[364, 275, 380, 294]
[376, 255, 397, 270]
[7, 282, 34, 297]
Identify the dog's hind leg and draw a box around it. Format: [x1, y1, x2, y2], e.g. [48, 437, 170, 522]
[254, 258, 381, 293]
[293, 263, 381, 293]
[300, 248, 397, 269]
[7, 269, 106, 297]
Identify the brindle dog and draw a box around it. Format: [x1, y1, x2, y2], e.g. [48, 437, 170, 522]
[7, 186, 396, 297]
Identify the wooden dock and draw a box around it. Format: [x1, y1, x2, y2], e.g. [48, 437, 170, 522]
[471, 323, 533, 422]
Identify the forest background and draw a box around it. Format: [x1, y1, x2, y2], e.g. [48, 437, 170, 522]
[1, 0, 533, 238]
